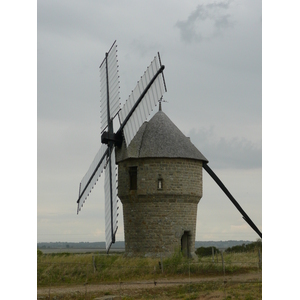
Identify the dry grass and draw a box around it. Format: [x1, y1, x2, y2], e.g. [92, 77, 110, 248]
[37, 249, 261, 288]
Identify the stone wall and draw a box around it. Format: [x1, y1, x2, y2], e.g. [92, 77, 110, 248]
[118, 157, 203, 257]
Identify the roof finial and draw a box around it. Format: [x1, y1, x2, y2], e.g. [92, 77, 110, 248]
[159, 100, 162, 111]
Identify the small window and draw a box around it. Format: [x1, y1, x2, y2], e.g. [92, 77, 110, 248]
[158, 177, 163, 190]
[129, 167, 137, 190]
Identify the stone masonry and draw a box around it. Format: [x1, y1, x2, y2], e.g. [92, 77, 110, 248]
[118, 157, 203, 257]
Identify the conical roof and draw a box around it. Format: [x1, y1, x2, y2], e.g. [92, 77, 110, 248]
[116, 110, 208, 163]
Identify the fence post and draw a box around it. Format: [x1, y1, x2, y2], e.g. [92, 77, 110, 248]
[221, 251, 225, 276]
[212, 247, 215, 263]
[258, 249, 262, 269]
[92, 256, 96, 273]
[48, 266, 51, 300]
[86, 263, 89, 282]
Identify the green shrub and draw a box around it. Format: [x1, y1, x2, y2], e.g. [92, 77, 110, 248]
[225, 240, 262, 253]
[37, 249, 43, 257]
[50, 252, 71, 257]
[195, 246, 219, 257]
[163, 248, 185, 273]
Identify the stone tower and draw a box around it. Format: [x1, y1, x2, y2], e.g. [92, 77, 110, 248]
[116, 108, 208, 258]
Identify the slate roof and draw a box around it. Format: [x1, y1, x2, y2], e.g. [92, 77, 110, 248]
[116, 110, 208, 163]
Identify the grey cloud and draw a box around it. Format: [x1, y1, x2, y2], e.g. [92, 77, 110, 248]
[130, 39, 161, 58]
[188, 127, 261, 169]
[37, 1, 105, 42]
[176, 1, 234, 43]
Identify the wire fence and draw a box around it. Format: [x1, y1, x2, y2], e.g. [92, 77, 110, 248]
[37, 249, 262, 299]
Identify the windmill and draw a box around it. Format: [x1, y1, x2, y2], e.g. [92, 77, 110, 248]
[77, 41, 261, 255]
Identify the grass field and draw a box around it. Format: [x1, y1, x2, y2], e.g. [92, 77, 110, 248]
[37, 247, 262, 299]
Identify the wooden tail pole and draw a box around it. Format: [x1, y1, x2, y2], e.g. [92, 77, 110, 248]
[203, 163, 262, 238]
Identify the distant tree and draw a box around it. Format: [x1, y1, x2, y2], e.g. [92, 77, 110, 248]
[196, 246, 219, 257]
[225, 240, 262, 253]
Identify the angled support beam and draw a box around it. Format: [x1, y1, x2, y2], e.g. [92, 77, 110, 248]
[203, 163, 262, 238]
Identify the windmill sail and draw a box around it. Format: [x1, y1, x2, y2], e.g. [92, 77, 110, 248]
[77, 144, 108, 213]
[99, 40, 121, 133]
[118, 55, 166, 146]
[104, 147, 119, 252]
[77, 41, 167, 252]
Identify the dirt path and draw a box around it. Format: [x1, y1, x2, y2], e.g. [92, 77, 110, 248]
[37, 272, 262, 297]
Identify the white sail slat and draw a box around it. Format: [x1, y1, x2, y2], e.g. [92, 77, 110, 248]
[77, 144, 108, 214]
[99, 42, 121, 133]
[119, 56, 166, 146]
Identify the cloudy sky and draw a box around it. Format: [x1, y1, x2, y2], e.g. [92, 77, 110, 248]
[36, 0, 264, 244]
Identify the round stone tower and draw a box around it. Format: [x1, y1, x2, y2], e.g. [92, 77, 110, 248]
[116, 108, 208, 258]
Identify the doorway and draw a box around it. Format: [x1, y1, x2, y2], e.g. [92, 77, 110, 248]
[181, 231, 191, 258]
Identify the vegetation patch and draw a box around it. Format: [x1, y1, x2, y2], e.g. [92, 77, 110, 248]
[37, 241, 262, 299]
[195, 246, 219, 256]
[38, 251, 261, 287]
[225, 240, 262, 253]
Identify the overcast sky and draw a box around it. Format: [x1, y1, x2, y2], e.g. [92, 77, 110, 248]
[36, 0, 264, 243]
